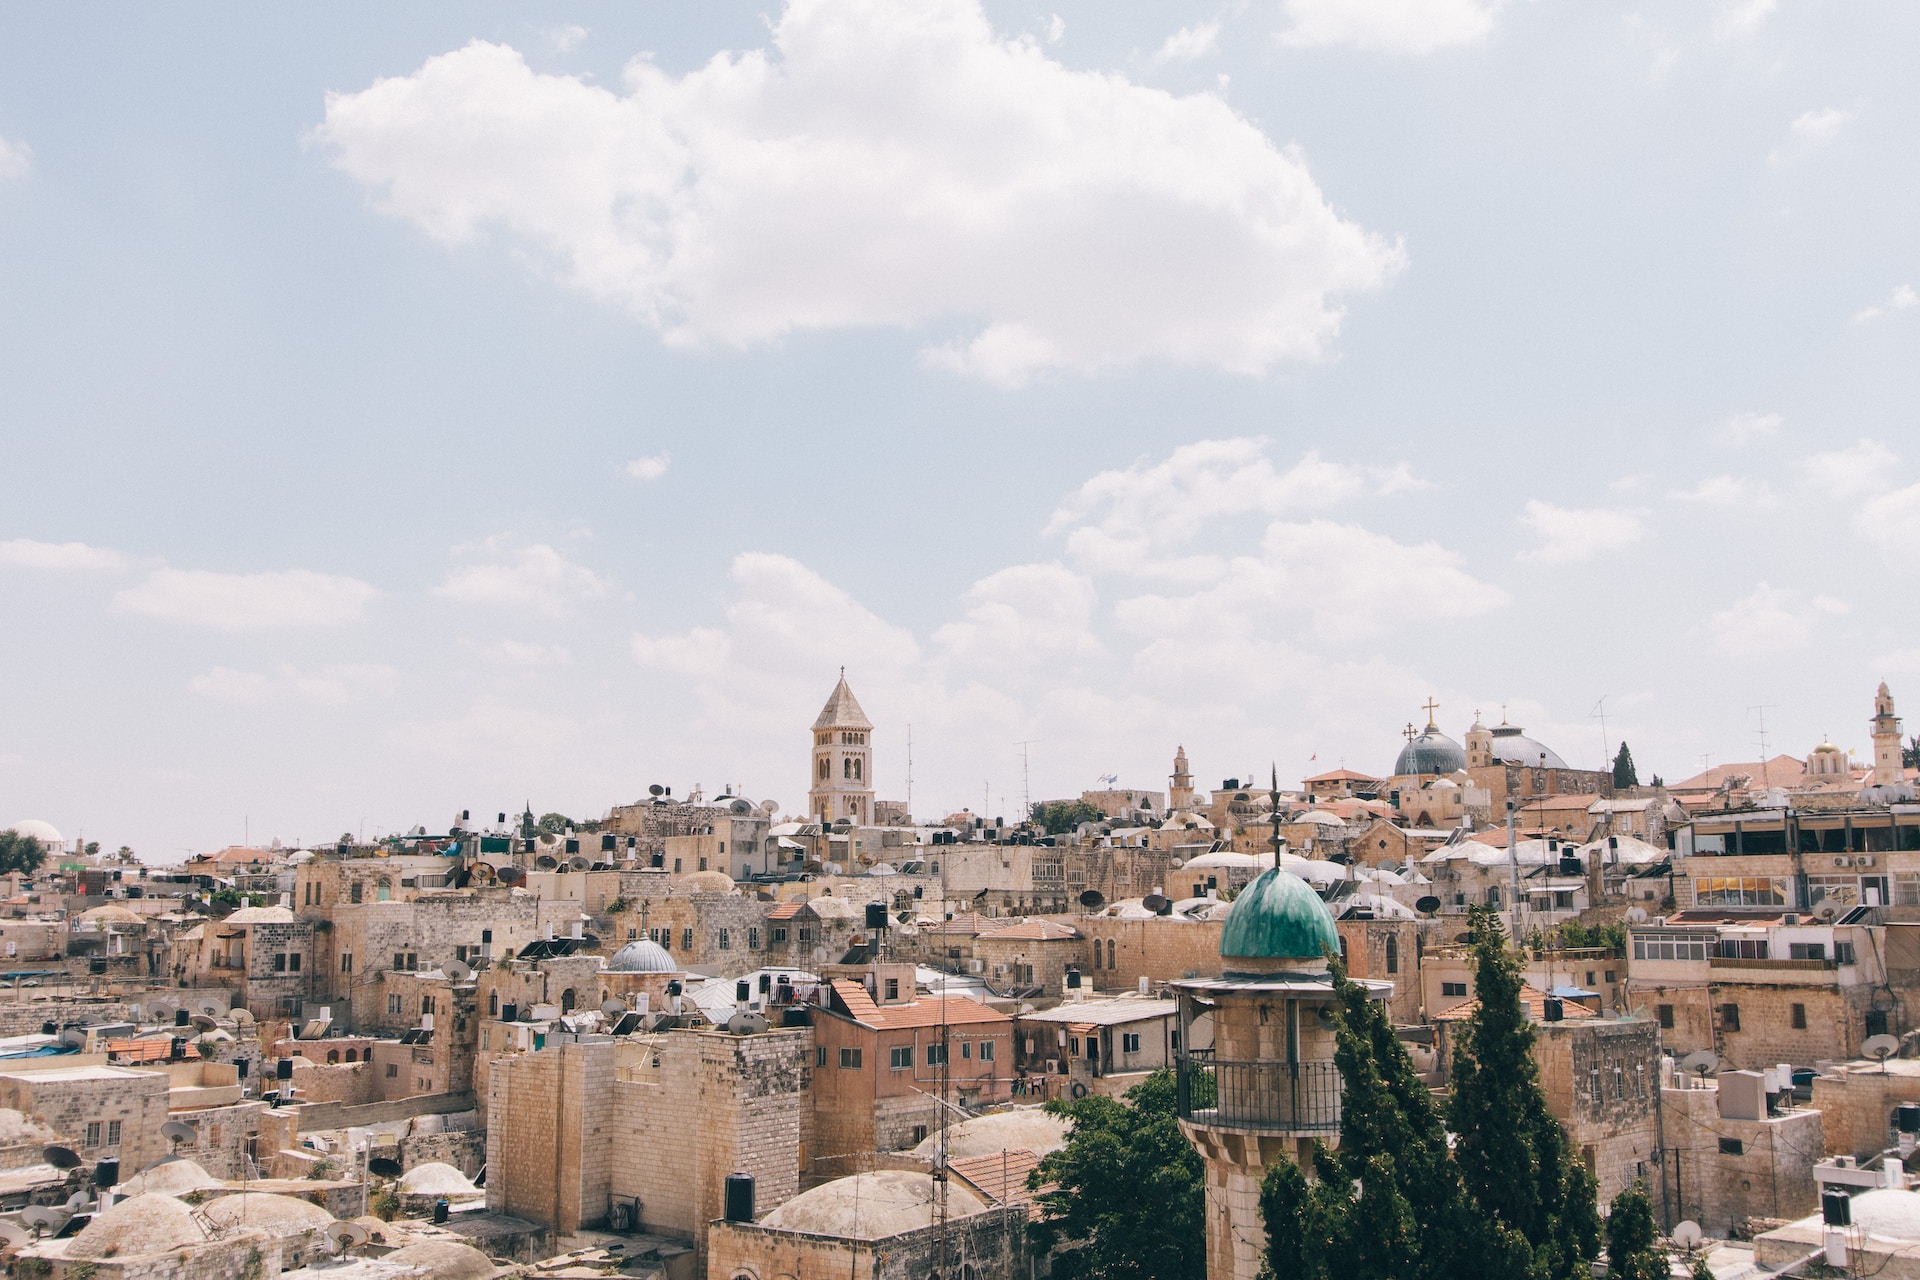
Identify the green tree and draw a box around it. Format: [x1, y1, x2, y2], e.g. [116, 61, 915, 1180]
[0, 831, 47, 876]
[1029, 800, 1105, 836]
[1604, 1181, 1668, 1280]
[537, 812, 573, 836]
[1689, 1255, 1715, 1280]
[1906, 736, 1920, 770]
[1448, 909, 1602, 1280]
[1028, 1068, 1205, 1280]
[1612, 742, 1640, 789]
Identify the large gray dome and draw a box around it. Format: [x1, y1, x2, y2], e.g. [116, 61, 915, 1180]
[606, 939, 677, 973]
[1487, 725, 1568, 770]
[1395, 728, 1466, 776]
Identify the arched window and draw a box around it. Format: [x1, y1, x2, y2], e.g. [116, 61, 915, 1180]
[375, 878, 391, 902]
[345, 1048, 358, 1063]
[818, 757, 829, 780]
[853, 758, 862, 781]
[1107, 939, 1115, 969]
[489, 991, 499, 1016]
[843, 758, 852, 779]
[561, 988, 576, 1014]
[327, 1049, 340, 1064]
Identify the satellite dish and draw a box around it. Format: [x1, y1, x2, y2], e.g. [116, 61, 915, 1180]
[230, 1008, 255, 1026]
[568, 855, 592, 871]
[21, 1205, 68, 1236]
[648, 784, 665, 797]
[497, 867, 524, 886]
[1626, 906, 1649, 924]
[1814, 900, 1841, 922]
[42, 1145, 82, 1170]
[1079, 890, 1106, 909]
[146, 998, 173, 1019]
[1141, 894, 1171, 915]
[58, 1028, 89, 1049]
[64, 1191, 95, 1213]
[326, 1220, 370, 1253]
[444, 960, 473, 983]
[0, 1218, 29, 1247]
[198, 999, 224, 1017]
[190, 1014, 218, 1032]
[601, 998, 627, 1016]
[1866, 1033, 1902, 1065]
[729, 799, 752, 816]
[162, 1120, 197, 1146]
[1680, 1050, 1719, 1078]
[1415, 896, 1441, 915]
[1316, 1007, 1339, 1031]
[1672, 1221, 1703, 1250]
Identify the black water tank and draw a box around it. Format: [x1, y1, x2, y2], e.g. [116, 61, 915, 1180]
[433, 1198, 450, 1224]
[1543, 997, 1564, 1022]
[1065, 967, 1081, 990]
[277, 1058, 294, 1080]
[1900, 1103, 1920, 1135]
[724, 1172, 755, 1222]
[39, 1022, 54, 1037]
[735, 980, 751, 1003]
[865, 902, 889, 931]
[94, 1158, 119, 1189]
[174, 1008, 190, 1027]
[170, 1037, 186, 1060]
[502, 1003, 518, 1023]
[1824, 1188, 1853, 1226]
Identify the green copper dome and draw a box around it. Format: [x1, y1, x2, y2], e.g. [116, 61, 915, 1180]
[1220, 866, 1339, 961]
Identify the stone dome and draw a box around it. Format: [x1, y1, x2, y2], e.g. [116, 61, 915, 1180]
[0, 1107, 58, 1146]
[909, 1107, 1071, 1159]
[1849, 1187, 1920, 1241]
[383, 1240, 498, 1280]
[1485, 723, 1568, 770]
[1219, 866, 1339, 962]
[680, 869, 735, 894]
[199, 1191, 334, 1235]
[66, 1192, 207, 1259]
[606, 939, 677, 973]
[397, 1161, 479, 1197]
[761, 1170, 987, 1239]
[118, 1157, 222, 1198]
[6, 819, 61, 846]
[221, 905, 297, 925]
[78, 905, 143, 925]
[1394, 728, 1466, 776]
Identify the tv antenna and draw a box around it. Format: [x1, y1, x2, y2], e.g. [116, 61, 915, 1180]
[905, 722, 914, 818]
[1016, 741, 1037, 822]
[1749, 704, 1777, 786]
[1590, 696, 1611, 771]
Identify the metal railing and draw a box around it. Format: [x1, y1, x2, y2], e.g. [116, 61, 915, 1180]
[1176, 1051, 1342, 1133]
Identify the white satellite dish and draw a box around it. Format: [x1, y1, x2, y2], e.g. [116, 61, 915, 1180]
[1626, 906, 1648, 924]
[1680, 1050, 1719, 1078]
[197, 998, 224, 1017]
[190, 1014, 218, 1032]
[58, 1028, 89, 1049]
[21, 1205, 68, 1237]
[1672, 1220, 1703, 1250]
[146, 998, 173, 1019]
[1866, 1033, 1901, 1069]
[230, 1008, 254, 1026]
[162, 1120, 197, 1147]
[326, 1220, 370, 1253]
[601, 998, 627, 1016]
[443, 960, 473, 983]
[64, 1191, 95, 1213]
[568, 855, 592, 871]
[1813, 900, 1841, 922]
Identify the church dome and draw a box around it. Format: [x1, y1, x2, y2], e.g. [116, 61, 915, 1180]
[606, 939, 677, 973]
[1219, 866, 1340, 962]
[1486, 724, 1569, 769]
[1394, 728, 1466, 776]
[6, 819, 61, 846]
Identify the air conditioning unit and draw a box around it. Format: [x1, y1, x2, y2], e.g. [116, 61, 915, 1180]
[1834, 856, 1853, 867]
[1858, 856, 1877, 868]
[968, 959, 984, 974]
[1044, 1059, 1060, 1074]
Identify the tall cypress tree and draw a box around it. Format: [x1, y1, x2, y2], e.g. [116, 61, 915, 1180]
[1612, 742, 1640, 788]
[1604, 1180, 1668, 1280]
[1448, 909, 1601, 1280]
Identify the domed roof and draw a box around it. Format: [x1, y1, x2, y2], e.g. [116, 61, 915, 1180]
[200, 1192, 334, 1235]
[1177, 851, 1262, 870]
[680, 869, 735, 893]
[1848, 1187, 1920, 1240]
[397, 1161, 479, 1197]
[383, 1240, 498, 1280]
[0, 1108, 57, 1146]
[119, 1157, 223, 1197]
[79, 905, 144, 925]
[762, 1170, 987, 1239]
[6, 820, 61, 845]
[67, 1193, 207, 1259]
[1220, 866, 1339, 962]
[606, 938, 678, 973]
[1394, 728, 1466, 776]
[1485, 724, 1569, 769]
[221, 905, 297, 925]
[909, 1107, 1071, 1159]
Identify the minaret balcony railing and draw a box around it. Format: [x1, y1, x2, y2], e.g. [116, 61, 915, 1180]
[1176, 1050, 1342, 1133]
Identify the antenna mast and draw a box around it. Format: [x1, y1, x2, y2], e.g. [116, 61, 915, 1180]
[1750, 704, 1778, 788]
[906, 722, 914, 819]
[1016, 741, 1035, 823]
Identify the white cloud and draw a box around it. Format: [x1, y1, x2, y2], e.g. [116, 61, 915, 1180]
[1152, 20, 1221, 63]
[388, 699, 580, 760]
[1715, 411, 1781, 445]
[1768, 107, 1852, 165]
[1277, 0, 1504, 56]
[625, 453, 671, 481]
[934, 562, 1102, 666]
[1669, 475, 1773, 507]
[1709, 582, 1813, 657]
[1857, 484, 1920, 559]
[1714, 0, 1775, 39]
[0, 134, 29, 180]
[480, 639, 574, 666]
[1855, 284, 1918, 324]
[115, 568, 378, 629]
[433, 543, 611, 617]
[1047, 439, 1423, 578]
[189, 664, 399, 705]
[315, 1, 1402, 386]
[1045, 14, 1065, 43]
[547, 24, 587, 53]
[1804, 438, 1899, 497]
[1516, 500, 1643, 564]
[0, 539, 127, 572]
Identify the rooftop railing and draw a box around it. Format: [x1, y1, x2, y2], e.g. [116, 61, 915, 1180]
[1176, 1050, 1342, 1133]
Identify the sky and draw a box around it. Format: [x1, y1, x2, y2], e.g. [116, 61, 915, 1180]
[2, 0, 1918, 858]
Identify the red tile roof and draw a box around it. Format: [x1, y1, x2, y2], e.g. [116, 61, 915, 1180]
[1433, 982, 1597, 1023]
[830, 980, 1010, 1030]
[767, 902, 812, 921]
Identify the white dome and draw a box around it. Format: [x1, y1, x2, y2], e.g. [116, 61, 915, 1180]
[67, 1193, 206, 1259]
[398, 1161, 479, 1197]
[1849, 1188, 1920, 1241]
[1178, 851, 1261, 870]
[606, 939, 677, 974]
[7, 820, 61, 845]
[910, 1107, 1070, 1160]
[762, 1170, 988, 1239]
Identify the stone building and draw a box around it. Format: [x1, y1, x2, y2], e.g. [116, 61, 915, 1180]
[1077, 911, 1229, 993]
[0, 1058, 171, 1177]
[173, 905, 317, 1018]
[1812, 1057, 1920, 1162]
[307, 887, 540, 1017]
[706, 1169, 1030, 1280]
[1660, 1068, 1824, 1235]
[970, 918, 1083, 997]
[809, 672, 876, 827]
[604, 884, 778, 979]
[1014, 994, 1194, 1097]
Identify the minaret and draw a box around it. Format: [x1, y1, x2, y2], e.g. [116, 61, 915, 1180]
[808, 670, 875, 825]
[1170, 745, 1195, 812]
[1873, 682, 1905, 786]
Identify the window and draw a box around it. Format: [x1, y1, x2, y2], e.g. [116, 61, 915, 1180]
[273, 953, 288, 972]
[488, 992, 498, 1016]
[1123, 1033, 1142, 1053]
[290, 952, 301, 971]
[389, 994, 403, 1015]
[1693, 876, 1790, 907]
[1657, 1004, 1674, 1030]
[927, 1043, 948, 1066]
[961, 1041, 972, 1059]
[1720, 1003, 1741, 1032]
[1107, 939, 1116, 969]
[699, 857, 708, 871]
[422, 995, 436, 1015]
[891, 1046, 913, 1069]
[350, 882, 363, 904]
[772, 927, 788, 944]
[885, 978, 899, 1001]
[104, 1119, 120, 1145]
[1632, 935, 1710, 962]
[1837, 942, 1858, 965]
[1896, 872, 1920, 906]
[718, 929, 731, 951]
[980, 1040, 994, 1061]
[816, 1047, 827, 1067]
[1867, 1010, 1891, 1038]
[1791, 1003, 1807, 1029]
[1605, 970, 1616, 983]
[1442, 981, 1469, 998]
[683, 928, 694, 951]
[1788, 943, 1827, 961]
[1719, 1137, 1745, 1156]
[341, 953, 353, 973]
[1717, 938, 1769, 961]
[673, 858, 682, 873]
[376, 878, 391, 902]
[386, 1063, 399, 1078]
[912, 1124, 928, 1144]
[1385, 936, 1399, 974]
[748, 927, 761, 950]
[85, 1122, 101, 1147]
[839, 1048, 863, 1069]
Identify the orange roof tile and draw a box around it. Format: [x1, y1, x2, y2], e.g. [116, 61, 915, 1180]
[106, 1039, 173, 1063]
[829, 980, 1010, 1030]
[767, 902, 811, 921]
[1432, 982, 1596, 1023]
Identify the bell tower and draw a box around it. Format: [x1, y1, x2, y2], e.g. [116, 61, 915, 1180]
[1170, 745, 1195, 812]
[1873, 681, 1905, 787]
[808, 670, 875, 826]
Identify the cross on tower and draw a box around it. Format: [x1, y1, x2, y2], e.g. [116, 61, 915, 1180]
[1422, 697, 1440, 728]
[1403, 722, 1417, 743]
